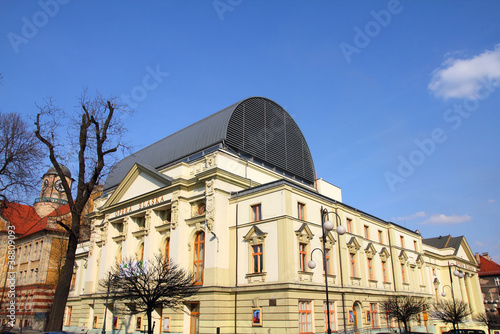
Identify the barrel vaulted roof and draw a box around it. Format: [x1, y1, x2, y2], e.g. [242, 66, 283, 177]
[104, 97, 316, 190]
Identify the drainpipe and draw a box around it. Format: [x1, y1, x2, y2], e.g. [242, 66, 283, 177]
[234, 201, 239, 334]
[387, 227, 397, 292]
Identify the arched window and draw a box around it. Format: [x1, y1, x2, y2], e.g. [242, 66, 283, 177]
[193, 232, 205, 285]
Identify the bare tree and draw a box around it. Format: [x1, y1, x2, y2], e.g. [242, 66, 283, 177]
[381, 295, 428, 333]
[432, 299, 472, 332]
[35, 91, 129, 330]
[474, 312, 500, 334]
[101, 254, 199, 334]
[0, 112, 44, 205]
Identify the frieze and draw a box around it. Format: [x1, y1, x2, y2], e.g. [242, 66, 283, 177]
[190, 154, 217, 175]
[113, 196, 166, 218]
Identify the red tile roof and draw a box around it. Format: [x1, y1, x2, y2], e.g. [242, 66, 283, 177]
[477, 254, 500, 276]
[0, 202, 70, 236]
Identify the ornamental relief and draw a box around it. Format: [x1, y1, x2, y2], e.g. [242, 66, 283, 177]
[190, 154, 217, 175]
[205, 180, 215, 230]
[171, 190, 179, 229]
[144, 209, 151, 235]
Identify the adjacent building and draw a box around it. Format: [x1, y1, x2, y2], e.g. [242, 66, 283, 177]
[475, 252, 500, 327]
[63, 97, 485, 334]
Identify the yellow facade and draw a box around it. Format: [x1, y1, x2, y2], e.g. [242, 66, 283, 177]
[65, 151, 485, 334]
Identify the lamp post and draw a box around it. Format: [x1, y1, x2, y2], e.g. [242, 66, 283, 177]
[308, 206, 346, 334]
[441, 263, 465, 332]
[102, 272, 116, 334]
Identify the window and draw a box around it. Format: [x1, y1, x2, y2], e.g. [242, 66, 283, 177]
[370, 303, 379, 328]
[28, 244, 31, 261]
[325, 248, 331, 275]
[299, 300, 313, 334]
[346, 218, 352, 233]
[34, 242, 38, 260]
[367, 258, 374, 280]
[378, 230, 383, 243]
[364, 225, 369, 239]
[138, 243, 144, 262]
[251, 204, 262, 222]
[401, 263, 406, 283]
[382, 261, 388, 282]
[190, 303, 200, 334]
[324, 301, 336, 332]
[70, 272, 76, 290]
[39, 241, 43, 259]
[93, 316, 99, 329]
[413, 240, 418, 252]
[64, 306, 72, 326]
[350, 254, 356, 277]
[299, 243, 308, 272]
[298, 203, 305, 220]
[252, 244, 263, 273]
[23, 245, 27, 262]
[400, 236, 405, 248]
[193, 232, 205, 285]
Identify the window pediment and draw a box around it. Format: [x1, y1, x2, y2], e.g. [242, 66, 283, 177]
[380, 247, 390, 261]
[244, 226, 268, 246]
[365, 242, 376, 258]
[295, 223, 314, 244]
[347, 237, 361, 254]
[399, 250, 408, 262]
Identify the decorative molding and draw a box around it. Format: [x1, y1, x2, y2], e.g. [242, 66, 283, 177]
[295, 223, 314, 244]
[205, 180, 215, 231]
[171, 190, 179, 229]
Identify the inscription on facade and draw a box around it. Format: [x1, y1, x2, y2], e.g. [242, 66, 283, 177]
[114, 196, 165, 217]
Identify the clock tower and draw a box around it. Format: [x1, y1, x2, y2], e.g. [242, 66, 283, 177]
[34, 165, 74, 218]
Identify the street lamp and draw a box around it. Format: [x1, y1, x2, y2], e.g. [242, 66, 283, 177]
[308, 206, 346, 334]
[440, 263, 465, 332]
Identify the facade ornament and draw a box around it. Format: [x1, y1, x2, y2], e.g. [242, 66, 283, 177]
[205, 180, 215, 231]
[123, 216, 130, 238]
[101, 223, 108, 246]
[171, 190, 179, 229]
[145, 209, 152, 235]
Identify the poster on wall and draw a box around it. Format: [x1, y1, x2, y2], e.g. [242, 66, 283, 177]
[252, 308, 262, 326]
[348, 310, 354, 323]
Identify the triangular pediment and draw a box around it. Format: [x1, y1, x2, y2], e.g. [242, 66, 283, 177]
[399, 250, 408, 262]
[347, 236, 361, 253]
[380, 247, 390, 261]
[244, 226, 268, 244]
[295, 223, 314, 243]
[365, 242, 376, 258]
[455, 237, 478, 266]
[104, 163, 173, 208]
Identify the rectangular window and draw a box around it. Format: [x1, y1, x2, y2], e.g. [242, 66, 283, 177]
[93, 316, 99, 329]
[64, 306, 72, 326]
[251, 204, 262, 222]
[367, 258, 374, 280]
[400, 236, 405, 248]
[378, 230, 383, 243]
[413, 240, 418, 252]
[350, 254, 356, 277]
[252, 244, 263, 273]
[325, 248, 331, 275]
[370, 303, 379, 328]
[298, 203, 305, 221]
[364, 225, 369, 239]
[190, 303, 200, 334]
[299, 243, 308, 272]
[324, 301, 336, 332]
[382, 261, 388, 282]
[299, 300, 313, 334]
[346, 218, 352, 233]
[401, 263, 406, 283]
[193, 232, 205, 285]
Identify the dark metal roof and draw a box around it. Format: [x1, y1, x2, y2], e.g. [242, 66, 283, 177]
[104, 97, 316, 190]
[422, 235, 464, 254]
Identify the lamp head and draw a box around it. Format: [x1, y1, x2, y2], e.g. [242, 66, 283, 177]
[336, 225, 346, 235]
[323, 220, 334, 232]
[441, 291, 446, 297]
[308, 260, 317, 269]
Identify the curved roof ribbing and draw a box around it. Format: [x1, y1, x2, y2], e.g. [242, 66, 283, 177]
[104, 97, 316, 190]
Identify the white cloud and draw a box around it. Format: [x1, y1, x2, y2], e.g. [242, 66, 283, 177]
[488, 199, 496, 203]
[429, 44, 500, 99]
[419, 213, 472, 225]
[394, 211, 427, 221]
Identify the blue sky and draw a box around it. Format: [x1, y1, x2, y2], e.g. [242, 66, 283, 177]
[1, 0, 499, 262]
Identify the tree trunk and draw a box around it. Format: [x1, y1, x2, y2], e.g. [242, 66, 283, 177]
[45, 215, 80, 330]
[147, 308, 153, 334]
